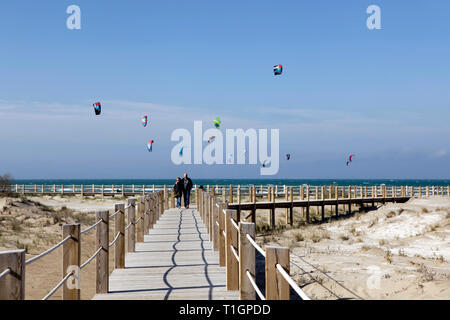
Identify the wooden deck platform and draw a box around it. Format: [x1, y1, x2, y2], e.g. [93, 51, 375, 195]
[93, 207, 238, 300]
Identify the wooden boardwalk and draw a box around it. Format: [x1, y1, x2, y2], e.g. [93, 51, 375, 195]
[93, 207, 238, 300]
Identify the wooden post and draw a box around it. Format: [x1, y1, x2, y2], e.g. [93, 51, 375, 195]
[306, 185, 310, 223]
[300, 186, 304, 218]
[265, 246, 290, 300]
[335, 186, 339, 217]
[348, 186, 352, 215]
[285, 186, 289, 224]
[143, 185, 146, 196]
[225, 209, 239, 290]
[222, 187, 226, 203]
[0, 250, 25, 300]
[251, 187, 257, 223]
[213, 199, 219, 251]
[81, 185, 84, 197]
[315, 186, 319, 218]
[96, 210, 109, 294]
[150, 195, 156, 229]
[127, 198, 136, 253]
[289, 187, 294, 226]
[136, 197, 144, 243]
[61, 184, 64, 195]
[237, 186, 241, 204]
[229, 185, 233, 203]
[132, 185, 135, 194]
[209, 195, 214, 241]
[112, 184, 115, 196]
[63, 224, 81, 300]
[270, 187, 275, 228]
[321, 186, 325, 221]
[239, 222, 256, 300]
[115, 204, 125, 269]
[143, 196, 150, 234]
[101, 185, 104, 198]
[218, 203, 226, 267]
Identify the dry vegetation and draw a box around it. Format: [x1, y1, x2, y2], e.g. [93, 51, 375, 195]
[246, 197, 450, 299]
[0, 196, 120, 300]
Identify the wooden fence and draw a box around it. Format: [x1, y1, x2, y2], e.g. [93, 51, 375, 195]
[11, 184, 450, 201]
[0, 189, 174, 300]
[197, 189, 310, 300]
[226, 185, 413, 228]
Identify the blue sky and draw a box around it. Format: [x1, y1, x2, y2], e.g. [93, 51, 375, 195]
[0, 0, 449, 179]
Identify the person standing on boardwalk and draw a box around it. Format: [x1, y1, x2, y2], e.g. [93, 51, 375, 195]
[183, 173, 193, 209]
[173, 177, 184, 208]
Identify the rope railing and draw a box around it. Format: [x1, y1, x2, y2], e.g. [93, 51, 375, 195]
[246, 234, 265, 257]
[80, 247, 102, 270]
[0, 189, 166, 300]
[109, 209, 122, 219]
[25, 235, 71, 266]
[135, 216, 143, 224]
[109, 232, 121, 248]
[80, 219, 103, 235]
[230, 245, 239, 262]
[199, 189, 313, 300]
[290, 252, 364, 300]
[125, 221, 133, 231]
[42, 271, 74, 301]
[246, 271, 266, 300]
[0, 268, 11, 280]
[276, 263, 310, 300]
[81, 247, 102, 270]
[231, 219, 239, 231]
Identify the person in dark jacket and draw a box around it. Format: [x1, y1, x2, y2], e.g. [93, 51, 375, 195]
[173, 177, 184, 208]
[183, 173, 193, 208]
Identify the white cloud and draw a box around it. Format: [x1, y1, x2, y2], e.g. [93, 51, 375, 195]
[431, 149, 447, 158]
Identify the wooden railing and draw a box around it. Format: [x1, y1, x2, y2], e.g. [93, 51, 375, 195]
[197, 189, 310, 300]
[11, 184, 450, 201]
[226, 185, 416, 228]
[0, 189, 174, 300]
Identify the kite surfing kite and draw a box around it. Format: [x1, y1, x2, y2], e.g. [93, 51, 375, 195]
[147, 140, 154, 152]
[93, 102, 101, 115]
[273, 64, 283, 76]
[208, 136, 216, 143]
[286, 154, 291, 161]
[227, 153, 233, 164]
[141, 116, 148, 127]
[262, 160, 268, 168]
[179, 146, 184, 156]
[346, 154, 356, 166]
[213, 117, 221, 129]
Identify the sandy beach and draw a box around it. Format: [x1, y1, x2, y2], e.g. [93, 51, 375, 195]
[0, 196, 124, 300]
[1, 194, 449, 300]
[254, 196, 450, 299]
